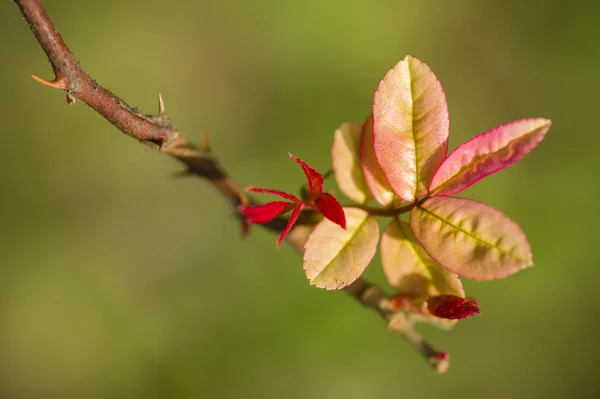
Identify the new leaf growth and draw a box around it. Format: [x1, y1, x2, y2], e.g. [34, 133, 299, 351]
[240, 153, 346, 247]
[243, 54, 550, 357]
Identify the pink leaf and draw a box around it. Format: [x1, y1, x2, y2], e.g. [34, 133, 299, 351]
[246, 186, 301, 203]
[360, 115, 398, 207]
[276, 205, 302, 247]
[430, 118, 552, 196]
[314, 193, 346, 228]
[410, 197, 532, 281]
[373, 55, 449, 202]
[289, 153, 324, 195]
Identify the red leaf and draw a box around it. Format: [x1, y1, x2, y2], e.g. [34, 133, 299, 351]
[277, 204, 302, 247]
[314, 193, 347, 228]
[246, 186, 301, 203]
[289, 153, 324, 195]
[239, 201, 294, 223]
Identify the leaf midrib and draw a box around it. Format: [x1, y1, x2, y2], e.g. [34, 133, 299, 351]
[417, 204, 521, 260]
[408, 58, 418, 199]
[432, 127, 544, 194]
[313, 216, 371, 282]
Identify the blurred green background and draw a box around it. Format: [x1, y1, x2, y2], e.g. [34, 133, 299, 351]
[1, 0, 598, 398]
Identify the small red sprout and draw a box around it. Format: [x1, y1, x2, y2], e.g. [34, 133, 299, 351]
[427, 295, 480, 320]
[240, 153, 346, 247]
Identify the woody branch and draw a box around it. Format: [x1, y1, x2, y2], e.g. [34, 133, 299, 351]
[14, 0, 449, 373]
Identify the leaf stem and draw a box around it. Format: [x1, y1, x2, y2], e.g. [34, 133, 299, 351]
[350, 202, 415, 217]
[347, 191, 436, 217]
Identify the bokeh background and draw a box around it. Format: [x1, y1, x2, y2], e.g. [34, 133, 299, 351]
[1, 0, 598, 398]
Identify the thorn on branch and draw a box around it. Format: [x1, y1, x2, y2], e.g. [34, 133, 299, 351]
[170, 169, 191, 178]
[31, 71, 69, 90]
[202, 133, 213, 152]
[141, 137, 168, 150]
[32, 71, 74, 105]
[158, 92, 165, 116]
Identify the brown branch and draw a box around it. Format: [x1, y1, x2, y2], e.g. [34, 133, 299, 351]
[15, 0, 449, 373]
[16, 0, 245, 208]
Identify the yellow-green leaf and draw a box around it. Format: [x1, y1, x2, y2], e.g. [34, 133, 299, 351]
[381, 218, 464, 298]
[410, 197, 532, 281]
[332, 122, 370, 204]
[381, 218, 463, 328]
[303, 208, 379, 290]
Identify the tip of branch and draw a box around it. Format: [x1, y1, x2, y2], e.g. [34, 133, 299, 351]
[429, 352, 450, 374]
[158, 92, 165, 116]
[31, 72, 69, 90]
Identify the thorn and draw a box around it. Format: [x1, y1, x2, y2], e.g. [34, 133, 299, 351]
[31, 71, 69, 90]
[170, 169, 191, 178]
[202, 132, 212, 152]
[239, 191, 249, 206]
[240, 218, 250, 238]
[66, 93, 76, 105]
[158, 93, 165, 116]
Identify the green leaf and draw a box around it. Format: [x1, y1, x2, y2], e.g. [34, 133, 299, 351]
[410, 197, 532, 281]
[332, 122, 370, 204]
[304, 207, 379, 290]
[381, 218, 464, 298]
[372, 55, 449, 202]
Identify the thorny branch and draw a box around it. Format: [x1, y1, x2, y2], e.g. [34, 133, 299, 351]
[15, 0, 449, 373]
